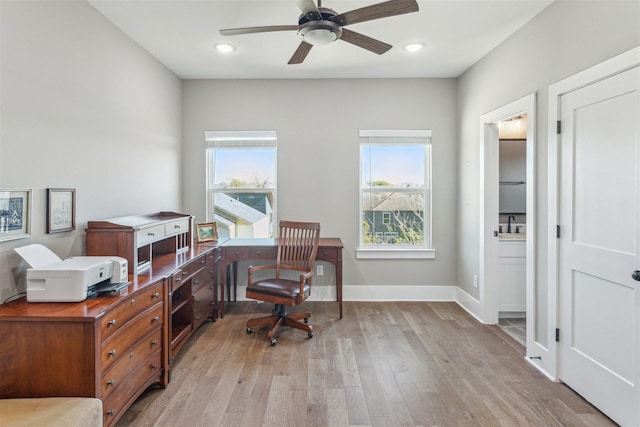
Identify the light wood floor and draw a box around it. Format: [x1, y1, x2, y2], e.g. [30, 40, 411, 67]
[116, 301, 615, 427]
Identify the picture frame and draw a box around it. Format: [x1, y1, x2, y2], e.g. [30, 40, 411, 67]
[0, 189, 32, 242]
[196, 222, 218, 242]
[47, 188, 76, 233]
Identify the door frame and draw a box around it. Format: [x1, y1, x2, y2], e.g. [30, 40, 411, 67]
[547, 46, 640, 381]
[479, 93, 536, 346]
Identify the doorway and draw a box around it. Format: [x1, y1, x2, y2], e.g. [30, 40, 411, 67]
[479, 93, 537, 361]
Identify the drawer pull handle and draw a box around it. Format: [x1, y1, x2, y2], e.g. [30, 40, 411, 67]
[107, 379, 115, 387]
[148, 232, 155, 236]
[151, 339, 158, 346]
[152, 292, 160, 299]
[152, 316, 159, 322]
[323, 251, 328, 255]
[194, 280, 200, 285]
[256, 250, 261, 255]
[152, 364, 159, 369]
[130, 299, 135, 306]
[107, 319, 116, 327]
[108, 349, 117, 357]
[107, 410, 114, 417]
[174, 225, 181, 229]
[235, 251, 240, 255]
[130, 352, 134, 359]
[182, 271, 188, 276]
[195, 298, 201, 303]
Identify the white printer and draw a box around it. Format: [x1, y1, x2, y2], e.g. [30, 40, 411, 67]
[15, 244, 128, 302]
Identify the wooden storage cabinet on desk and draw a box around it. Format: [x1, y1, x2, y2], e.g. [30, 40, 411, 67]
[86, 212, 193, 274]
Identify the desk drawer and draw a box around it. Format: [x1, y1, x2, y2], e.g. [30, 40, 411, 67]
[101, 304, 163, 372]
[317, 247, 338, 260]
[224, 247, 250, 261]
[100, 282, 163, 341]
[250, 247, 277, 258]
[178, 255, 206, 283]
[101, 327, 163, 399]
[165, 218, 190, 237]
[136, 224, 165, 246]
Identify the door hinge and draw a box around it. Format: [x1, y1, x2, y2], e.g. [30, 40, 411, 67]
[555, 328, 560, 342]
[557, 120, 562, 134]
[556, 225, 561, 238]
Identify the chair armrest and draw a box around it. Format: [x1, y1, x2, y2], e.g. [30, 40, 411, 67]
[248, 264, 276, 285]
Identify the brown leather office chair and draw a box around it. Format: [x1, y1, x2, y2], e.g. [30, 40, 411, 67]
[245, 220, 320, 345]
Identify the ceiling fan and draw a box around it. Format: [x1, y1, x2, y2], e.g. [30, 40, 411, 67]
[219, 0, 419, 64]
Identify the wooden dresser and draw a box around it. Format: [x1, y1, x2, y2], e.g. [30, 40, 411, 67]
[0, 212, 220, 426]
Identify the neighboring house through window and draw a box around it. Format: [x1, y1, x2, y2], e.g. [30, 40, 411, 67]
[205, 130, 277, 239]
[358, 130, 434, 259]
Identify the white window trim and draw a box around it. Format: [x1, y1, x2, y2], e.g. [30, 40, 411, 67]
[357, 129, 434, 260]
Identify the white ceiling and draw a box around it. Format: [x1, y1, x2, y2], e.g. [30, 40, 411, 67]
[87, 0, 554, 79]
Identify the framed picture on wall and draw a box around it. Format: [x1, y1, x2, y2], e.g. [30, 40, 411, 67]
[196, 222, 218, 242]
[47, 188, 76, 233]
[0, 189, 32, 242]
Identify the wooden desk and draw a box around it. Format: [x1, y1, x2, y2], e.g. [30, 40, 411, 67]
[219, 237, 343, 319]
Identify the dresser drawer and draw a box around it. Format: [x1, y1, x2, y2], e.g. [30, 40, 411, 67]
[191, 268, 211, 294]
[165, 218, 190, 237]
[101, 304, 163, 372]
[136, 224, 165, 246]
[101, 327, 162, 399]
[193, 285, 214, 327]
[100, 282, 163, 341]
[102, 350, 162, 426]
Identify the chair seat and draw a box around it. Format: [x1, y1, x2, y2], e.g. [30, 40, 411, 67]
[247, 278, 310, 299]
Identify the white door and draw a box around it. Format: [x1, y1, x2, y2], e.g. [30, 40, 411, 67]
[558, 65, 640, 426]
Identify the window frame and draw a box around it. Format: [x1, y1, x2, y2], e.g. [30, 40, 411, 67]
[205, 130, 277, 238]
[357, 129, 434, 260]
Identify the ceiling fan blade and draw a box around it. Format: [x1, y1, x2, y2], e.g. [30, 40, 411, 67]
[296, 0, 321, 19]
[288, 41, 313, 64]
[220, 25, 298, 36]
[339, 28, 391, 55]
[331, 0, 419, 27]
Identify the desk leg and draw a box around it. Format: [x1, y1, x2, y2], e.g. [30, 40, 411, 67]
[336, 257, 343, 319]
[219, 262, 227, 318]
[232, 261, 238, 302]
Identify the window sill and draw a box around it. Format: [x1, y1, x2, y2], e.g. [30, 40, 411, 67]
[356, 248, 436, 260]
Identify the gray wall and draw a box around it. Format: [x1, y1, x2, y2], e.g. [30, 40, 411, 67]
[456, 0, 640, 336]
[182, 79, 458, 291]
[0, 1, 182, 302]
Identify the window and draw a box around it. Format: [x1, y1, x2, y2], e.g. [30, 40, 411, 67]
[205, 130, 276, 239]
[358, 130, 433, 259]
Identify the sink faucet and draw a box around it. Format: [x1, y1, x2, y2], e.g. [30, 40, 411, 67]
[507, 214, 516, 233]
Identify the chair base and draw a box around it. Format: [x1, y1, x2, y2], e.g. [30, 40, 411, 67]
[246, 304, 313, 345]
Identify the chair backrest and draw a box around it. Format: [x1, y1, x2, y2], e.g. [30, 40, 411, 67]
[276, 220, 321, 277]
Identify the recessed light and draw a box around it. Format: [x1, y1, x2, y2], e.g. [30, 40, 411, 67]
[404, 43, 424, 53]
[215, 43, 235, 53]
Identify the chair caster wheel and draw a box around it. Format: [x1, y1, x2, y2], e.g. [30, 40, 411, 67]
[246, 327, 252, 334]
[304, 318, 309, 323]
[308, 332, 314, 339]
[270, 338, 277, 346]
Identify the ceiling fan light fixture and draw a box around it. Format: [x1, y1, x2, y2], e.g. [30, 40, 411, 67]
[299, 21, 342, 46]
[404, 42, 424, 53]
[215, 43, 235, 53]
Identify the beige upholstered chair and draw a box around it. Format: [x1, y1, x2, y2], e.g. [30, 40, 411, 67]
[245, 220, 320, 345]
